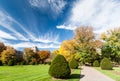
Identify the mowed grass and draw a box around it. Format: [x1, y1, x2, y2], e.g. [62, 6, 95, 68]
[0, 65, 80, 81]
[95, 67, 120, 81]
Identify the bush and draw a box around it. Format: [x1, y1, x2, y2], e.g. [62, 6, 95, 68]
[100, 58, 113, 70]
[21, 61, 26, 65]
[69, 58, 79, 69]
[8, 59, 14, 66]
[49, 54, 71, 79]
[93, 60, 99, 67]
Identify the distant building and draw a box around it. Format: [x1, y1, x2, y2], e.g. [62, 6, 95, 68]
[31, 46, 38, 53]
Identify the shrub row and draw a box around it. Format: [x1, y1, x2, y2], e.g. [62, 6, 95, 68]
[93, 58, 113, 70]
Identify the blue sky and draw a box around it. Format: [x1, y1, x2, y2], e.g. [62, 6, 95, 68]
[0, 0, 120, 51]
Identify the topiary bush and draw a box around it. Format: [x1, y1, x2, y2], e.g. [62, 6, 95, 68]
[93, 60, 99, 67]
[49, 54, 71, 79]
[100, 58, 113, 70]
[8, 59, 14, 66]
[69, 58, 79, 69]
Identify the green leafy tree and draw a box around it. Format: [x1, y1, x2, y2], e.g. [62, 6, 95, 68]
[69, 58, 79, 69]
[101, 28, 120, 64]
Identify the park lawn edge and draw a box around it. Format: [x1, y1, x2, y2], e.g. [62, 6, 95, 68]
[94, 67, 120, 81]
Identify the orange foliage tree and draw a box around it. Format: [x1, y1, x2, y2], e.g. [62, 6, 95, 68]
[37, 50, 50, 63]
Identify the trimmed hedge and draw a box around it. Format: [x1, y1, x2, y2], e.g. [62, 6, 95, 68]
[69, 58, 79, 69]
[93, 60, 99, 67]
[100, 58, 113, 70]
[49, 54, 71, 79]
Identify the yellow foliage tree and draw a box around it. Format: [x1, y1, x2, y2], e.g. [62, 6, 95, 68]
[51, 50, 59, 60]
[59, 39, 76, 61]
[1, 46, 17, 64]
[100, 32, 107, 40]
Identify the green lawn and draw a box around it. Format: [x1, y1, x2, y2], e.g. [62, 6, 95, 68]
[95, 67, 120, 81]
[0, 65, 80, 81]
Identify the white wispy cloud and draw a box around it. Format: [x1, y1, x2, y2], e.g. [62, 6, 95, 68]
[29, 0, 67, 16]
[0, 9, 60, 49]
[0, 30, 17, 40]
[57, 0, 120, 34]
[35, 32, 60, 44]
[0, 10, 29, 41]
[5, 42, 60, 49]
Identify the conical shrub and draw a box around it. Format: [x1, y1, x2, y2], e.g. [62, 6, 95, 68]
[93, 60, 99, 67]
[69, 58, 79, 69]
[100, 58, 113, 70]
[49, 54, 71, 79]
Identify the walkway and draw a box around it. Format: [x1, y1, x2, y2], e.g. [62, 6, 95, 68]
[80, 66, 115, 81]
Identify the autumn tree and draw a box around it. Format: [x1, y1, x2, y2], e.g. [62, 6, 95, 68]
[1, 46, 17, 65]
[0, 42, 6, 59]
[52, 49, 59, 55]
[74, 26, 102, 64]
[51, 49, 59, 60]
[59, 39, 76, 61]
[23, 48, 39, 64]
[37, 50, 50, 63]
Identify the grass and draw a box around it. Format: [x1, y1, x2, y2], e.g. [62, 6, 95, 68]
[0, 65, 80, 81]
[95, 67, 120, 81]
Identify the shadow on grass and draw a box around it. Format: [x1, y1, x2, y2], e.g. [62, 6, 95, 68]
[70, 74, 84, 79]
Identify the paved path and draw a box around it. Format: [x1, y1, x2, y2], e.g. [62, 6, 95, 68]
[80, 66, 115, 81]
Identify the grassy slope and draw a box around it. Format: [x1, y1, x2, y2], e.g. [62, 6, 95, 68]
[0, 65, 80, 81]
[95, 67, 120, 81]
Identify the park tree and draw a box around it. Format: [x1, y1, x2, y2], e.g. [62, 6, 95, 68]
[59, 39, 76, 61]
[1, 46, 17, 65]
[0, 42, 6, 65]
[69, 58, 79, 69]
[50, 49, 59, 60]
[52, 49, 59, 55]
[101, 28, 120, 64]
[0, 42, 6, 53]
[23, 48, 38, 64]
[74, 26, 102, 64]
[0, 42, 6, 59]
[37, 50, 50, 63]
